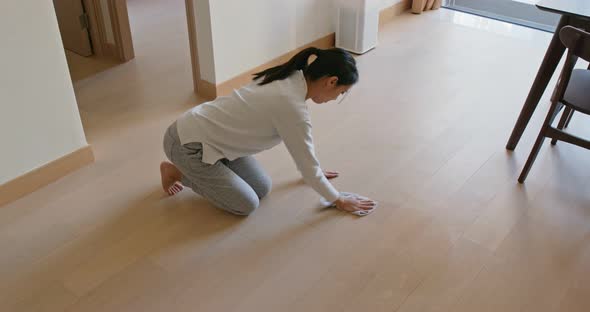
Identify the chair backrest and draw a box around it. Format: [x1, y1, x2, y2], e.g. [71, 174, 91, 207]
[550, 26, 590, 102]
[560, 26, 590, 63]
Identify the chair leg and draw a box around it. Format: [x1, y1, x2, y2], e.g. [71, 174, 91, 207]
[551, 107, 572, 145]
[518, 101, 562, 183]
[519, 131, 547, 183]
[564, 109, 574, 128]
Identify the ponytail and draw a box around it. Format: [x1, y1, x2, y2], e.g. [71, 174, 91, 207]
[253, 47, 319, 86]
[253, 47, 358, 86]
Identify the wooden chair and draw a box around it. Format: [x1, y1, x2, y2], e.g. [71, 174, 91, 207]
[518, 26, 590, 183]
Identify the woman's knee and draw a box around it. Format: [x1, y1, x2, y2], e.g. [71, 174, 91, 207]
[254, 175, 272, 199]
[222, 193, 260, 216]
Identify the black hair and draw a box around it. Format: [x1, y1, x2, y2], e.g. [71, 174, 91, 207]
[253, 47, 358, 86]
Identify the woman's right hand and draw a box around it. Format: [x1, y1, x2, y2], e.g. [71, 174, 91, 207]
[334, 195, 376, 213]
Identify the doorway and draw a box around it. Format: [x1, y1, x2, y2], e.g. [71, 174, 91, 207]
[53, 0, 134, 81]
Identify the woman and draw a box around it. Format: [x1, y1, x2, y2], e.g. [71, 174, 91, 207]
[161, 47, 376, 216]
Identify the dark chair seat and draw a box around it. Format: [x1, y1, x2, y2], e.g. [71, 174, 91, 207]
[563, 69, 590, 115]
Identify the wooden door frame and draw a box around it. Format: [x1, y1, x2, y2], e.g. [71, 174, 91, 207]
[82, 0, 134, 62]
[184, 0, 218, 99]
[109, 0, 134, 61]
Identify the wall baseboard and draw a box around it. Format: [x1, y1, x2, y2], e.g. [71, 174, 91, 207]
[0, 145, 95, 207]
[196, 79, 217, 100]
[196, 0, 412, 99]
[380, 0, 412, 26]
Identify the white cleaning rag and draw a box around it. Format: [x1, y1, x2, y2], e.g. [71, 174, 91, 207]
[320, 192, 377, 216]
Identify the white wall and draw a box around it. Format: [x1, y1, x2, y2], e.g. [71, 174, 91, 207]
[206, 0, 335, 84]
[379, 0, 404, 10]
[0, 0, 88, 185]
[199, 0, 403, 84]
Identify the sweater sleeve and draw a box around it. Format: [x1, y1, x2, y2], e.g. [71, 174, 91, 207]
[273, 118, 340, 203]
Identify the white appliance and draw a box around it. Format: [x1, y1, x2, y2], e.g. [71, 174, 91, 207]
[335, 0, 379, 54]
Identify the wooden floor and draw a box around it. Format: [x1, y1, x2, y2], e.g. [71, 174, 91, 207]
[2, 1, 590, 311]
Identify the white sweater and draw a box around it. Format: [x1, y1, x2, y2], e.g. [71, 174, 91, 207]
[176, 70, 340, 202]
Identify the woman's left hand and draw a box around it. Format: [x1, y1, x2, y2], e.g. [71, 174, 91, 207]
[323, 170, 339, 179]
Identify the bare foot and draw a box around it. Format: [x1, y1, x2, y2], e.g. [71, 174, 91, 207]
[160, 161, 184, 196]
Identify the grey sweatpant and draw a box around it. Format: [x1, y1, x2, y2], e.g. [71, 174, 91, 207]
[163, 122, 271, 216]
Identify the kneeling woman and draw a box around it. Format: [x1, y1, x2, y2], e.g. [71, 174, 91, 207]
[161, 47, 376, 216]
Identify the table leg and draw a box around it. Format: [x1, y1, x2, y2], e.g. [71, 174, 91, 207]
[505, 15, 569, 150]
